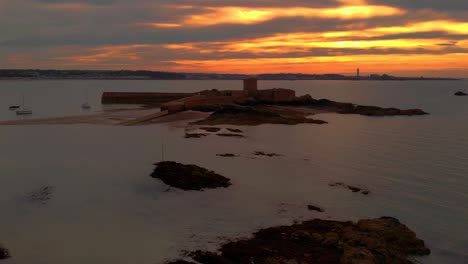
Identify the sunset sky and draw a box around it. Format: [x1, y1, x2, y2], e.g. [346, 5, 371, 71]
[1, 0, 468, 77]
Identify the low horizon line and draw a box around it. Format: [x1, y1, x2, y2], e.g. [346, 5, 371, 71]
[1, 68, 465, 79]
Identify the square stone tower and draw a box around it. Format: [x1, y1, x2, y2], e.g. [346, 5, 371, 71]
[243, 78, 258, 97]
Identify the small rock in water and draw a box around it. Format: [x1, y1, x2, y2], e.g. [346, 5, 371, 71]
[216, 153, 239, 158]
[26, 186, 55, 205]
[455, 91, 467, 96]
[151, 161, 231, 191]
[307, 205, 324, 212]
[254, 151, 283, 157]
[348, 186, 361, 193]
[0, 245, 10, 260]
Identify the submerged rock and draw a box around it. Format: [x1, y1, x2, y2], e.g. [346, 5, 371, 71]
[455, 91, 467, 96]
[168, 217, 430, 264]
[192, 105, 327, 126]
[0, 246, 10, 260]
[150, 161, 231, 191]
[26, 186, 55, 205]
[330, 182, 371, 196]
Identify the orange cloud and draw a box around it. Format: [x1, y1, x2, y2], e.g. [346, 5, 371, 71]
[58, 45, 151, 63]
[162, 19, 468, 54]
[146, 4, 405, 28]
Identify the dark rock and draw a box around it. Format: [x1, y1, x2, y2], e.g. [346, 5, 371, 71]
[192, 105, 327, 126]
[151, 161, 231, 191]
[348, 186, 362, 193]
[0, 246, 10, 260]
[307, 205, 324, 212]
[226, 128, 243, 133]
[191, 104, 227, 112]
[455, 91, 467, 96]
[216, 153, 239, 158]
[253, 151, 283, 157]
[168, 217, 430, 264]
[200, 127, 221, 132]
[217, 133, 245, 138]
[185, 133, 209, 138]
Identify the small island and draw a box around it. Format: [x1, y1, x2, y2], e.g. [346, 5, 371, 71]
[150, 161, 231, 191]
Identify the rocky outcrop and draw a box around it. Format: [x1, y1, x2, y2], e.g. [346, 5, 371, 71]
[167, 217, 430, 264]
[151, 161, 231, 191]
[192, 105, 327, 126]
[455, 91, 467, 96]
[0, 246, 10, 260]
[283, 95, 428, 116]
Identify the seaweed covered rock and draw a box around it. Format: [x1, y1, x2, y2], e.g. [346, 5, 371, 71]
[0, 246, 10, 260]
[168, 217, 430, 264]
[192, 105, 327, 126]
[151, 161, 231, 191]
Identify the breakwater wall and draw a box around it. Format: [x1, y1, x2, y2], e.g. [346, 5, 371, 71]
[101, 92, 194, 105]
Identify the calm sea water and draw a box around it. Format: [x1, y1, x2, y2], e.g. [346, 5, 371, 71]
[0, 80, 467, 264]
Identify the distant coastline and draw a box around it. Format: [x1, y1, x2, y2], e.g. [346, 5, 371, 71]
[0, 69, 460, 81]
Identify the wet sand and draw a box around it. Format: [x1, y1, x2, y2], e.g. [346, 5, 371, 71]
[0, 106, 318, 126]
[0, 109, 210, 126]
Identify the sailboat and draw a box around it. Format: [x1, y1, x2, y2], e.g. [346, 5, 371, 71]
[81, 89, 91, 109]
[16, 94, 32, 115]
